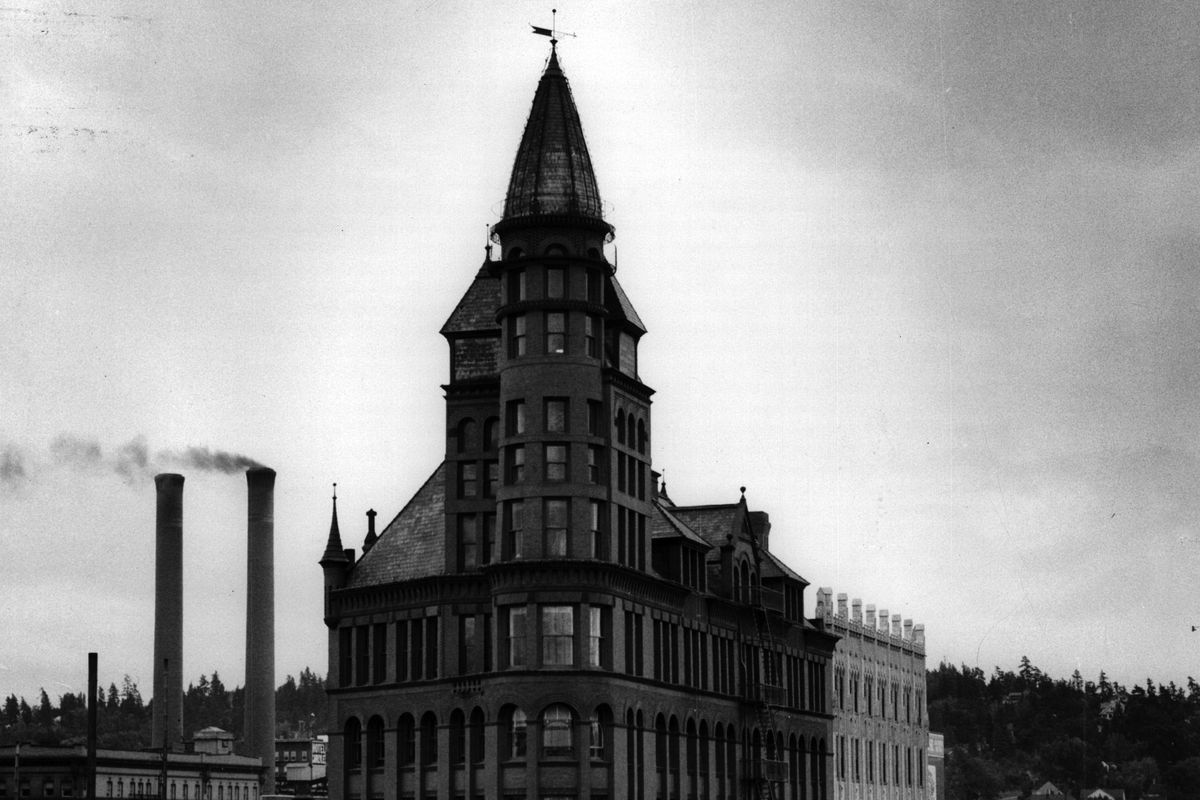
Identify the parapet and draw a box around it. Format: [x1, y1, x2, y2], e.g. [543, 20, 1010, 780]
[816, 586, 925, 653]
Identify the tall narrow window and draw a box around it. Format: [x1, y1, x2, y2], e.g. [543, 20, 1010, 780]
[546, 312, 566, 354]
[542, 605, 574, 665]
[588, 605, 610, 668]
[506, 445, 525, 484]
[588, 446, 602, 484]
[482, 513, 496, 564]
[587, 269, 602, 303]
[587, 400, 602, 436]
[504, 500, 524, 559]
[585, 315, 599, 357]
[507, 606, 527, 667]
[589, 500, 604, 559]
[510, 708, 528, 758]
[545, 398, 568, 432]
[508, 314, 526, 357]
[457, 514, 477, 569]
[544, 498, 569, 556]
[484, 460, 498, 497]
[458, 462, 477, 498]
[506, 400, 526, 436]
[508, 269, 525, 303]
[545, 443, 568, 482]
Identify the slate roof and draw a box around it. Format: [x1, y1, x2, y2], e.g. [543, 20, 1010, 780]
[347, 464, 445, 587]
[609, 274, 646, 333]
[441, 269, 501, 335]
[760, 547, 807, 584]
[503, 48, 605, 224]
[650, 502, 713, 549]
[667, 505, 740, 550]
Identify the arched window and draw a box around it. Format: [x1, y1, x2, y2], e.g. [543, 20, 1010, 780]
[420, 711, 438, 765]
[615, 410, 626, 445]
[714, 723, 725, 800]
[637, 419, 647, 453]
[685, 719, 698, 799]
[500, 706, 527, 760]
[449, 709, 466, 764]
[668, 716, 681, 800]
[507, 247, 524, 261]
[541, 703, 575, 756]
[590, 705, 613, 761]
[655, 715, 668, 792]
[469, 707, 486, 764]
[366, 715, 385, 768]
[457, 418, 476, 453]
[626, 415, 636, 448]
[397, 713, 415, 766]
[344, 717, 362, 770]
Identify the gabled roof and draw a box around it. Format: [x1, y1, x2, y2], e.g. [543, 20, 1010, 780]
[759, 547, 808, 585]
[347, 464, 445, 587]
[650, 502, 713, 549]
[502, 48, 605, 225]
[1033, 782, 1064, 797]
[441, 268, 501, 336]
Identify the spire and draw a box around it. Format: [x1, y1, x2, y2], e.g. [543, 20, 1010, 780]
[320, 483, 348, 565]
[498, 46, 609, 233]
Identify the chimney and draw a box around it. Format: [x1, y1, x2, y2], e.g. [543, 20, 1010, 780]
[816, 587, 832, 619]
[837, 593, 848, 618]
[749, 511, 771, 551]
[363, 509, 378, 554]
[865, 604, 876, 631]
[891, 613, 902, 637]
[152, 473, 184, 751]
[245, 468, 276, 793]
[903, 618, 913, 641]
[878, 609, 889, 632]
[851, 598, 862, 624]
[914, 623, 926, 647]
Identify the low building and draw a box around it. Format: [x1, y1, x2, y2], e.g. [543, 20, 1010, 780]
[816, 589, 928, 800]
[273, 738, 326, 797]
[0, 744, 263, 800]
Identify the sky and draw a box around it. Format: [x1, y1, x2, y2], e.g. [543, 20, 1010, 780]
[3, 0, 1199, 706]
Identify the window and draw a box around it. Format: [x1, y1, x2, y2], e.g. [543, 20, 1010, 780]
[619, 331, 636, 375]
[545, 443, 568, 482]
[587, 445, 602, 483]
[482, 513, 496, 564]
[637, 419, 647, 453]
[615, 409, 626, 444]
[420, 712, 438, 765]
[508, 269, 525, 302]
[545, 498, 568, 556]
[587, 400, 602, 435]
[546, 267, 565, 298]
[484, 460, 498, 498]
[588, 605, 611, 668]
[450, 710, 466, 764]
[367, 716, 385, 768]
[458, 462, 477, 498]
[589, 500, 604, 558]
[546, 312, 566, 354]
[542, 605, 574, 665]
[508, 314, 526, 357]
[484, 418, 499, 451]
[398, 715, 416, 765]
[456, 418, 476, 453]
[585, 315, 599, 357]
[545, 398, 567, 432]
[506, 399, 526, 436]
[506, 445, 525, 484]
[587, 269, 602, 302]
[373, 622, 387, 682]
[541, 704, 574, 756]
[504, 500, 523, 559]
[502, 707, 527, 759]
[507, 606, 527, 666]
[459, 616, 476, 674]
[345, 717, 362, 769]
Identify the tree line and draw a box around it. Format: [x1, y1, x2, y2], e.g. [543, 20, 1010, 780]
[931, 657, 1200, 800]
[0, 667, 329, 749]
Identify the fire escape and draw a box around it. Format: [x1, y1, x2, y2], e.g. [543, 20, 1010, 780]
[741, 518, 788, 799]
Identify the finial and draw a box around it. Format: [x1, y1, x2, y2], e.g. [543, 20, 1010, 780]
[485, 224, 493, 260]
[739, 486, 746, 498]
[661, 468, 667, 493]
[332, 482, 337, 502]
[531, 9, 574, 47]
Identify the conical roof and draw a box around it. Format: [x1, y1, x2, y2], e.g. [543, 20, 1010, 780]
[320, 491, 347, 565]
[501, 47, 606, 226]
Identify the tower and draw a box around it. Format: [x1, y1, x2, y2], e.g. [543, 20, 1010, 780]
[321, 45, 839, 800]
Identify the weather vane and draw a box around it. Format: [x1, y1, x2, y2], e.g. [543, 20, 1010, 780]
[531, 8, 576, 46]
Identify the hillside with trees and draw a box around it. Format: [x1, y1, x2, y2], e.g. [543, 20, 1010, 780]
[0, 668, 329, 749]
[930, 658, 1200, 799]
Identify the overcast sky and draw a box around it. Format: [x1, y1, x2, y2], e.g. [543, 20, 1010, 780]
[3, 1, 1199, 706]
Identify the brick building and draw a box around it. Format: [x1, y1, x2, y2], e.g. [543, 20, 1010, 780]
[319, 44, 847, 800]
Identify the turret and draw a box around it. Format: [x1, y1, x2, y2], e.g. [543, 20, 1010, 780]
[319, 485, 349, 620]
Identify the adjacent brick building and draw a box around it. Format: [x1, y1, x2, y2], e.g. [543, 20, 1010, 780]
[319, 44, 847, 800]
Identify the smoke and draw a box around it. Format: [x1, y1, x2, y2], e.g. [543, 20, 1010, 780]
[1, 445, 27, 486]
[5, 435, 264, 484]
[156, 445, 263, 473]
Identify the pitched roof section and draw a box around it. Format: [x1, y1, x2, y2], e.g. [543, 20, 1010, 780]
[319, 493, 347, 565]
[502, 48, 605, 224]
[651, 502, 713, 549]
[347, 463, 446, 587]
[668, 505, 740, 550]
[441, 268, 501, 336]
[608, 274, 646, 333]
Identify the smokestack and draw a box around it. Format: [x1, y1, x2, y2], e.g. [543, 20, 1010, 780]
[152, 473, 184, 751]
[245, 467, 276, 793]
[87, 653, 97, 800]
